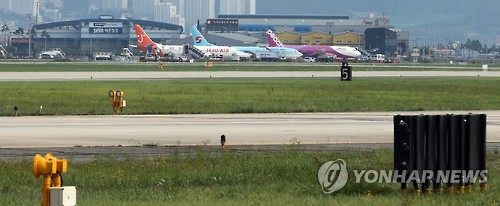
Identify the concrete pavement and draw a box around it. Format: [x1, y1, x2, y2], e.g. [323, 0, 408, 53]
[1, 111, 499, 148]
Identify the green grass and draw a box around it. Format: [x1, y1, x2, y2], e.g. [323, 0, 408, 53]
[1, 149, 499, 205]
[0, 77, 499, 116]
[0, 62, 497, 72]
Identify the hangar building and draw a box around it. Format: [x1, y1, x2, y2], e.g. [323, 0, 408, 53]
[12, 15, 183, 57]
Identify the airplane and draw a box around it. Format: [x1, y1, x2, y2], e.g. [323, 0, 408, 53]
[190, 26, 251, 61]
[190, 26, 303, 60]
[134, 24, 249, 61]
[133, 24, 184, 60]
[265, 30, 362, 60]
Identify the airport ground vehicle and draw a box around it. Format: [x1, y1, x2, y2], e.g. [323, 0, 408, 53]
[369, 54, 386, 63]
[38, 48, 66, 59]
[303, 57, 315, 62]
[94, 52, 113, 60]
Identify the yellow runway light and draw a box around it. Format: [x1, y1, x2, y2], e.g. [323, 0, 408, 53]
[33, 153, 68, 206]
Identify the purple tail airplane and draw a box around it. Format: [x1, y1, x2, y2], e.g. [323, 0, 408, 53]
[266, 30, 362, 59]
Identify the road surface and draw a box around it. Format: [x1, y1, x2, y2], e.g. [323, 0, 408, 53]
[1, 111, 499, 148]
[0, 70, 499, 81]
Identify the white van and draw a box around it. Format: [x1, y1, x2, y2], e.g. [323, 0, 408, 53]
[303, 57, 315, 62]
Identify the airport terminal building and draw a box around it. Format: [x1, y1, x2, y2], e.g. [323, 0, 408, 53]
[12, 15, 183, 57]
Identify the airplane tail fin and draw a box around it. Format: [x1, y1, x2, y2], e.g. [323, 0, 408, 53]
[134, 24, 155, 48]
[266, 29, 284, 47]
[190, 26, 214, 46]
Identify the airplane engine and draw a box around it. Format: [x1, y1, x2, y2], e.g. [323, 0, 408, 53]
[146, 44, 165, 57]
[146, 44, 158, 55]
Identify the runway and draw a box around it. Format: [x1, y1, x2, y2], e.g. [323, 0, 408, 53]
[1, 111, 499, 148]
[0, 70, 499, 81]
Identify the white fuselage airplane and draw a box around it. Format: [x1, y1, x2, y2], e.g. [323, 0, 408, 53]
[190, 27, 251, 60]
[195, 45, 251, 61]
[134, 24, 184, 58]
[266, 30, 361, 59]
[190, 26, 302, 60]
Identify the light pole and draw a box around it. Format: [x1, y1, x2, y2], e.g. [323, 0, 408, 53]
[27, 14, 32, 58]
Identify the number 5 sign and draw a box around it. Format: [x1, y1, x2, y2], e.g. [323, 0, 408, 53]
[340, 62, 352, 81]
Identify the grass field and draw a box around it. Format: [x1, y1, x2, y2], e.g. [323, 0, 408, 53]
[1, 148, 498, 205]
[0, 77, 499, 116]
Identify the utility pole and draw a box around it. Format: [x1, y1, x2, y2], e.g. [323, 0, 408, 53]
[27, 14, 32, 58]
[35, 1, 39, 25]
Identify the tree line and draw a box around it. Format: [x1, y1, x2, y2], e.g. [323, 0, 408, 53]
[461, 39, 499, 54]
